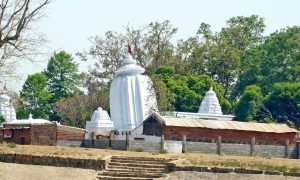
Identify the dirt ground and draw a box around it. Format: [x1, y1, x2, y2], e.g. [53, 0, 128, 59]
[0, 162, 298, 180]
[1, 144, 300, 172]
[162, 171, 299, 180]
[0, 162, 98, 180]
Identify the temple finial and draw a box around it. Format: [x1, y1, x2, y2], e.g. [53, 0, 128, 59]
[128, 44, 134, 55]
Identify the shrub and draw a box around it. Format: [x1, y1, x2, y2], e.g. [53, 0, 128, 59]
[275, 166, 288, 173]
[159, 148, 168, 154]
[7, 142, 16, 148]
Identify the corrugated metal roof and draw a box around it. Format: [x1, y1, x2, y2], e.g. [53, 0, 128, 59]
[162, 116, 298, 133]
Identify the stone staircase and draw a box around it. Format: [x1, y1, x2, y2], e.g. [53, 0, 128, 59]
[97, 156, 170, 180]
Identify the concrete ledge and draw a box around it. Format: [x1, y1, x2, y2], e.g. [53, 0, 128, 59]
[234, 168, 263, 174]
[0, 153, 105, 170]
[211, 167, 234, 173]
[283, 172, 300, 177]
[167, 163, 300, 177]
[264, 171, 282, 175]
[173, 166, 209, 172]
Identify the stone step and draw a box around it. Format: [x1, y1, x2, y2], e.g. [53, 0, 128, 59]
[108, 162, 167, 168]
[106, 168, 166, 173]
[107, 165, 167, 172]
[110, 159, 168, 165]
[97, 175, 153, 180]
[99, 171, 165, 178]
[111, 156, 169, 162]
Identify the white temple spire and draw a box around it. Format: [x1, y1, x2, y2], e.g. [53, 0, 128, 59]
[110, 44, 157, 130]
[198, 87, 223, 115]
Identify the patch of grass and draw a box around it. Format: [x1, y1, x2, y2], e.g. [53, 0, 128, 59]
[275, 165, 288, 173]
[290, 167, 300, 173]
[220, 161, 243, 168]
[68, 145, 78, 148]
[159, 149, 168, 154]
[7, 142, 16, 148]
[134, 148, 144, 152]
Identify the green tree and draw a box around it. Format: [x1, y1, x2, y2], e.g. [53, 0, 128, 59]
[79, 20, 178, 84]
[53, 86, 110, 128]
[155, 66, 231, 113]
[264, 82, 300, 127]
[182, 15, 265, 96]
[233, 26, 300, 98]
[45, 51, 81, 104]
[234, 85, 263, 121]
[0, 114, 5, 124]
[19, 73, 52, 119]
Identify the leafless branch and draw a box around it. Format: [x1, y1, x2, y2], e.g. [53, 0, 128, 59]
[0, 0, 50, 79]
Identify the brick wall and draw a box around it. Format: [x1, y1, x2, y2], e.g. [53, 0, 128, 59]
[31, 124, 57, 145]
[0, 128, 31, 144]
[57, 140, 82, 147]
[128, 140, 161, 152]
[57, 125, 85, 141]
[221, 143, 251, 156]
[0, 131, 2, 143]
[93, 139, 110, 149]
[111, 140, 126, 150]
[164, 126, 298, 145]
[164, 140, 182, 153]
[143, 116, 163, 136]
[186, 141, 217, 154]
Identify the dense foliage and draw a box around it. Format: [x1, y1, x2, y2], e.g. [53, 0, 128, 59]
[18, 51, 82, 123]
[19, 73, 52, 119]
[0, 114, 5, 124]
[154, 66, 231, 113]
[14, 15, 300, 128]
[45, 51, 81, 104]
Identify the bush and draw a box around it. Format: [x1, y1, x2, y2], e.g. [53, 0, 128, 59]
[159, 148, 168, 154]
[7, 142, 16, 148]
[134, 148, 144, 152]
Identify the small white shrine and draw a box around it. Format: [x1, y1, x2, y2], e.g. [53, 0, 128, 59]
[175, 87, 234, 120]
[0, 94, 16, 122]
[198, 87, 222, 115]
[85, 107, 114, 139]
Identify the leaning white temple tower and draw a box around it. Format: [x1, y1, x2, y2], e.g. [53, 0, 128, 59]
[110, 45, 157, 131]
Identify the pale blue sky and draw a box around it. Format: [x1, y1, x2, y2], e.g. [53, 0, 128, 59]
[14, 0, 300, 91]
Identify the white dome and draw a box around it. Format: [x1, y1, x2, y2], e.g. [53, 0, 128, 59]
[91, 107, 112, 123]
[198, 87, 223, 115]
[116, 54, 145, 76]
[85, 107, 114, 139]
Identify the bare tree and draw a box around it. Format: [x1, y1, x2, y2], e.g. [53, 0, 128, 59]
[0, 0, 50, 78]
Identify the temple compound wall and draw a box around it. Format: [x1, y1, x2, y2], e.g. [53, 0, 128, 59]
[82, 112, 300, 158]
